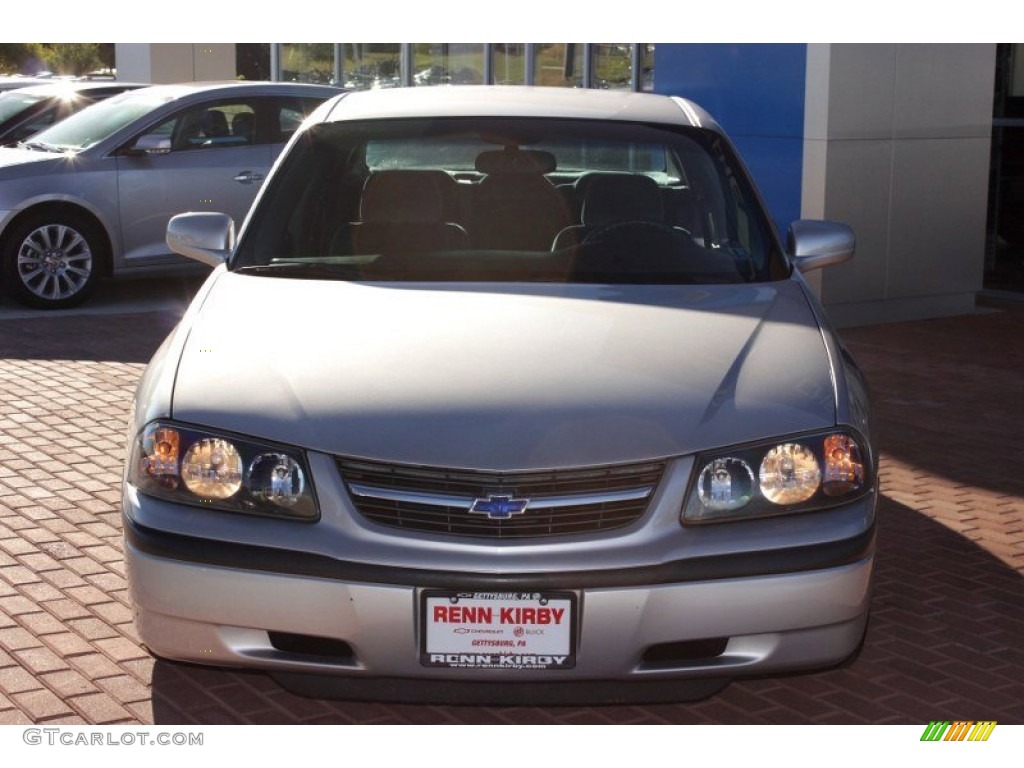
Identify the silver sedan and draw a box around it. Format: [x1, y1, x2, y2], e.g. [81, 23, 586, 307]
[0, 81, 341, 309]
[124, 87, 876, 704]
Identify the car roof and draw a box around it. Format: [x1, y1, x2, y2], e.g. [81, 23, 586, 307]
[0, 77, 54, 92]
[5, 81, 148, 98]
[125, 80, 343, 101]
[319, 86, 719, 131]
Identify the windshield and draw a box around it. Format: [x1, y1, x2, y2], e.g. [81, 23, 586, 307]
[0, 92, 44, 123]
[27, 90, 176, 151]
[235, 117, 787, 285]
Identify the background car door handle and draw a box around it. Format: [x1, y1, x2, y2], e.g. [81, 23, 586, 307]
[233, 171, 264, 185]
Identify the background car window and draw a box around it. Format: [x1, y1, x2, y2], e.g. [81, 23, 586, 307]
[276, 97, 324, 142]
[6, 104, 61, 145]
[144, 97, 324, 151]
[159, 102, 257, 151]
[0, 92, 44, 122]
[30, 91, 176, 151]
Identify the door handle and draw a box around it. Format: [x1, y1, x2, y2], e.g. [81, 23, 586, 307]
[233, 171, 265, 185]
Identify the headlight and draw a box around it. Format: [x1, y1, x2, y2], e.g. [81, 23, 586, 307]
[129, 421, 318, 520]
[683, 430, 870, 524]
[759, 443, 821, 505]
[182, 438, 244, 498]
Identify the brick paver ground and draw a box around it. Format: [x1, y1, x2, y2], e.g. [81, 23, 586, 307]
[0, 287, 1022, 724]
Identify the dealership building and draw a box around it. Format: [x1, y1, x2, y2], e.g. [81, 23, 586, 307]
[116, 43, 1021, 327]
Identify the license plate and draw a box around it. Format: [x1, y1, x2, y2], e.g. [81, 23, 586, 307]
[420, 590, 577, 670]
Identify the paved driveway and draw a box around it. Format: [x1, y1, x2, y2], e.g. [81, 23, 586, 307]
[0, 280, 1022, 724]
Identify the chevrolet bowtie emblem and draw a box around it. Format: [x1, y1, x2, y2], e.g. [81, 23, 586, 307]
[469, 494, 529, 519]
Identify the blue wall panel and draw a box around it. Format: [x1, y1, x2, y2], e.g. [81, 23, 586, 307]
[653, 44, 807, 234]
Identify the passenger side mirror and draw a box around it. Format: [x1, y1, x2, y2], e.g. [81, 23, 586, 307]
[167, 212, 234, 267]
[787, 220, 855, 272]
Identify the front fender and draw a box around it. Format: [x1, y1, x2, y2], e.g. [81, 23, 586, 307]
[0, 154, 122, 259]
[793, 276, 874, 465]
[130, 265, 228, 432]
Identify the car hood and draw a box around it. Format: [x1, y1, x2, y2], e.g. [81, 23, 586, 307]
[0, 146, 64, 174]
[171, 274, 836, 470]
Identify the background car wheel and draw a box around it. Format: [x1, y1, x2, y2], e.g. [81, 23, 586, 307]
[1, 211, 105, 309]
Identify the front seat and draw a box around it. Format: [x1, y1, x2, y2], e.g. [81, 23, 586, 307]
[231, 112, 255, 144]
[471, 148, 570, 251]
[333, 170, 469, 255]
[552, 173, 666, 250]
[199, 110, 229, 141]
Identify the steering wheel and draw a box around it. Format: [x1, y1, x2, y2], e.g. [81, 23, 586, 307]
[580, 219, 680, 247]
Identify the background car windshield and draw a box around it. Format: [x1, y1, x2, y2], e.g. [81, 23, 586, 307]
[28, 91, 176, 151]
[0, 92, 45, 122]
[236, 117, 787, 284]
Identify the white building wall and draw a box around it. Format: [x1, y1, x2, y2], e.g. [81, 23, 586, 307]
[115, 44, 236, 84]
[803, 44, 996, 326]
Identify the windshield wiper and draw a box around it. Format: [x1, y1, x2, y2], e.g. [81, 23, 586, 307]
[18, 140, 66, 153]
[234, 262, 366, 280]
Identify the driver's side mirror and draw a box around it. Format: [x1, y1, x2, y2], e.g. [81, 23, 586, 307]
[125, 133, 172, 156]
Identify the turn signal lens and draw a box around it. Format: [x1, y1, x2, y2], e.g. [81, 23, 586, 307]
[759, 443, 821, 505]
[181, 438, 243, 499]
[822, 434, 865, 496]
[140, 426, 181, 489]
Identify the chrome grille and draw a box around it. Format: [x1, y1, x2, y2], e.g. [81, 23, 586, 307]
[337, 458, 665, 539]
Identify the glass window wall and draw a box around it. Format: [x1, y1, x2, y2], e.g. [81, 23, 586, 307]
[640, 44, 655, 92]
[591, 44, 633, 90]
[491, 43, 526, 85]
[411, 44, 484, 86]
[279, 43, 335, 84]
[272, 44, 652, 91]
[534, 44, 584, 88]
[341, 44, 402, 90]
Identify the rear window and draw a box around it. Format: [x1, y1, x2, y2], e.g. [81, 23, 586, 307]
[234, 117, 787, 285]
[365, 135, 681, 180]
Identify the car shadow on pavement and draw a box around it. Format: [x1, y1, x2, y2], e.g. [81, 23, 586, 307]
[0, 308, 184, 365]
[147, 493, 1024, 725]
[841, 304, 1024, 502]
[0, 276, 204, 364]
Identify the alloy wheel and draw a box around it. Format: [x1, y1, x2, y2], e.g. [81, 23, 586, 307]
[16, 222, 94, 302]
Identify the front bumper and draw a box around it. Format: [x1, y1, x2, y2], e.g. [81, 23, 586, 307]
[124, 519, 873, 684]
[123, 446, 876, 696]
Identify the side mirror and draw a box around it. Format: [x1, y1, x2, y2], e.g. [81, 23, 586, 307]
[127, 133, 172, 155]
[167, 212, 234, 267]
[787, 220, 855, 272]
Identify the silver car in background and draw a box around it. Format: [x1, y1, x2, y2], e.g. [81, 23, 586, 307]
[0, 80, 146, 147]
[0, 77, 54, 94]
[124, 87, 876, 703]
[0, 81, 341, 308]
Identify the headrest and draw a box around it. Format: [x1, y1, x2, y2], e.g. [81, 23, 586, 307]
[359, 170, 450, 224]
[581, 174, 664, 226]
[475, 149, 556, 175]
[200, 110, 228, 137]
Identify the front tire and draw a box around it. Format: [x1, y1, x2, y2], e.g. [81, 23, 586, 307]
[1, 211, 105, 309]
